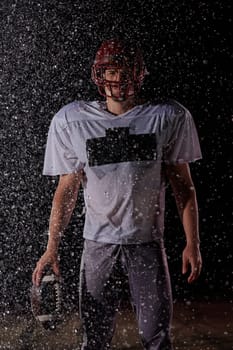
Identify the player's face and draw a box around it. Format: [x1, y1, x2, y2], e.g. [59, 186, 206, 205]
[103, 68, 134, 101]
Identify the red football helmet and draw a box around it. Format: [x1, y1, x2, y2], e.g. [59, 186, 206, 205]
[92, 39, 146, 100]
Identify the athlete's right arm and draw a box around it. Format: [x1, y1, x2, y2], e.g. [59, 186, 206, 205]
[32, 171, 83, 286]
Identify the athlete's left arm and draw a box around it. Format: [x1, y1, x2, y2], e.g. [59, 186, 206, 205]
[165, 163, 202, 283]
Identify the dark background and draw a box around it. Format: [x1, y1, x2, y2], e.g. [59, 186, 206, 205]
[1, 0, 232, 314]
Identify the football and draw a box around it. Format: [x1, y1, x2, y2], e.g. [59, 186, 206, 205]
[31, 267, 62, 330]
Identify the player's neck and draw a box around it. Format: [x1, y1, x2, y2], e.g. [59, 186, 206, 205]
[106, 96, 136, 116]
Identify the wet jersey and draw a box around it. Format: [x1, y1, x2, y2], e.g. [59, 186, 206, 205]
[43, 100, 202, 244]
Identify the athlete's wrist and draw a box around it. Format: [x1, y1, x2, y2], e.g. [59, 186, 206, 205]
[186, 238, 200, 247]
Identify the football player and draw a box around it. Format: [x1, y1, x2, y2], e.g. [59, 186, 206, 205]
[32, 38, 202, 350]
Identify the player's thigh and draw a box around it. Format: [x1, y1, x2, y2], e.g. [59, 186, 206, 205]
[126, 242, 173, 323]
[80, 239, 120, 300]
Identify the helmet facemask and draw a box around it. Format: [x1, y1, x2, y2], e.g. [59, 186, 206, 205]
[93, 64, 135, 101]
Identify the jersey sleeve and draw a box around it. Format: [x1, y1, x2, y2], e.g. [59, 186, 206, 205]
[43, 115, 84, 176]
[163, 103, 202, 164]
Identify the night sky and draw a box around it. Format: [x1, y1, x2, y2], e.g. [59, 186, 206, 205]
[1, 0, 232, 314]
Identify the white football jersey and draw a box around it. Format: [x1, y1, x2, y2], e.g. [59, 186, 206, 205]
[43, 100, 202, 244]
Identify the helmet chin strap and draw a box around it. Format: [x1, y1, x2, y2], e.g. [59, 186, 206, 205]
[105, 81, 135, 101]
[107, 93, 135, 102]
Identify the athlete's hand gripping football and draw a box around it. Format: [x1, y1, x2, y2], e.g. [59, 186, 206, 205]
[32, 250, 60, 287]
[182, 243, 202, 283]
